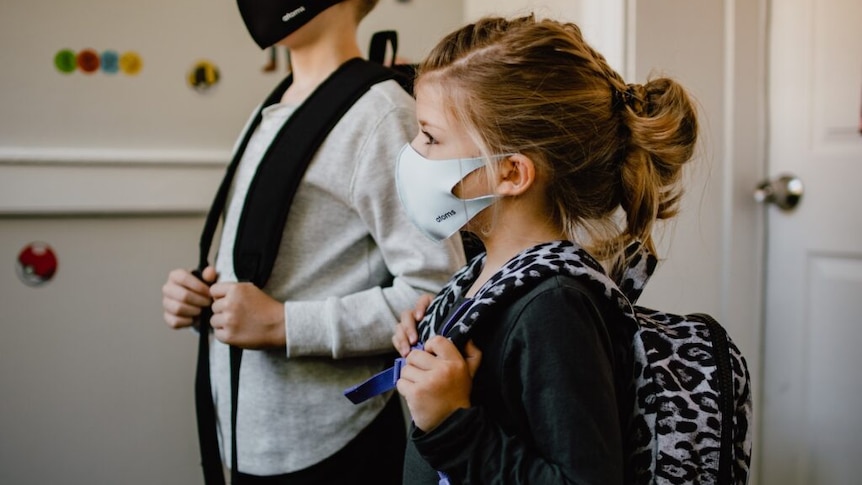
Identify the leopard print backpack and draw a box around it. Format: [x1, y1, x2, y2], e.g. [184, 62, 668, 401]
[614, 244, 753, 484]
[414, 240, 753, 484]
[345, 240, 753, 483]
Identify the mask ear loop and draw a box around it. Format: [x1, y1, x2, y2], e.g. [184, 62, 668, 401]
[454, 154, 514, 237]
[453, 156, 499, 203]
[461, 152, 518, 197]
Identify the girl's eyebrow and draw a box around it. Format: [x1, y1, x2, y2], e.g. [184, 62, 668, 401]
[418, 119, 443, 130]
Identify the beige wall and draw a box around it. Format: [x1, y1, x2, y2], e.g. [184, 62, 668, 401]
[0, 1, 466, 483]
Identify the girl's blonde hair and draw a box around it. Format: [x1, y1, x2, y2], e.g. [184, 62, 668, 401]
[417, 14, 699, 277]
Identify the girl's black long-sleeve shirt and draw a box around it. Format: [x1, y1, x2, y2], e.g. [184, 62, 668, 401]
[403, 275, 634, 484]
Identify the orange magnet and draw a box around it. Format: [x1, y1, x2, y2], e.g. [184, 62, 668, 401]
[77, 49, 100, 73]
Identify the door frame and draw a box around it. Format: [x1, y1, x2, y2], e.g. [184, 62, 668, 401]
[628, 0, 768, 480]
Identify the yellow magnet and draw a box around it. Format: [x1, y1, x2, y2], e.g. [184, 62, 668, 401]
[119, 51, 143, 75]
[188, 60, 220, 93]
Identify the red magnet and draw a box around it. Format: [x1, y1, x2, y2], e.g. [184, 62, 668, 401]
[16, 242, 58, 287]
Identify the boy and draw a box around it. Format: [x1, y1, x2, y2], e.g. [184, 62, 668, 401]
[161, 1, 465, 483]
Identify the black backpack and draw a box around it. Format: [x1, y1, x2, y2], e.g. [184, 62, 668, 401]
[193, 56, 405, 485]
[192, 31, 479, 484]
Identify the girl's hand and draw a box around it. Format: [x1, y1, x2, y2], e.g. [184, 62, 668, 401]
[396, 336, 482, 432]
[393, 293, 433, 357]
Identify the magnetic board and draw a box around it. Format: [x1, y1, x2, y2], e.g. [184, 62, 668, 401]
[0, 0, 463, 164]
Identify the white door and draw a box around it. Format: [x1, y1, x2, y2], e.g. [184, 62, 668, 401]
[760, 0, 862, 483]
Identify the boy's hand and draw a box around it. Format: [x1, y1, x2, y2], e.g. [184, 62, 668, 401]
[162, 266, 217, 329]
[209, 282, 286, 349]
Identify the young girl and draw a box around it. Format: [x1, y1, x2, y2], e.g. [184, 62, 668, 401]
[392, 14, 699, 484]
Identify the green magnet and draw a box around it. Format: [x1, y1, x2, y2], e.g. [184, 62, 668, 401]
[54, 49, 77, 74]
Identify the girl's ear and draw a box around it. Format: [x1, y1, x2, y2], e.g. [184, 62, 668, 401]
[495, 154, 536, 197]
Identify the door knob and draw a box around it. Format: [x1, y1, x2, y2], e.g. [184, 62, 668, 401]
[754, 174, 804, 211]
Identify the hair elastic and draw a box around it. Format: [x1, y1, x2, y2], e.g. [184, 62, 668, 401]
[611, 84, 637, 111]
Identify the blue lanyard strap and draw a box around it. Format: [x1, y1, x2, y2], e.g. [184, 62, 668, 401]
[342, 344, 420, 404]
[343, 299, 472, 405]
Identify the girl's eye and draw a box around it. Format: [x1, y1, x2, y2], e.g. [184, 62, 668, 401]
[421, 130, 437, 145]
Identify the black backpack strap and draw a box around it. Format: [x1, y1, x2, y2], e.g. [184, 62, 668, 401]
[369, 30, 416, 96]
[195, 73, 294, 273]
[229, 345, 242, 482]
[233, 57, 396, 286]
[194, 57, 395, 484]
[193, 302, 223, 485]
[193, 73, 292, 485]
[369, 30, 398, 66]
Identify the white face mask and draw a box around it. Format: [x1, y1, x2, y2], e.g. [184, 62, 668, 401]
[396, 143, 497, 242]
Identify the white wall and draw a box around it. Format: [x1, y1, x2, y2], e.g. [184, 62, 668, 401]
[630, 0, 765, 362]
[464, 0, 626, 74]
[0, 0, 466, 217]
[0, 216, 205, 484]
[360, 0, 465, 62]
